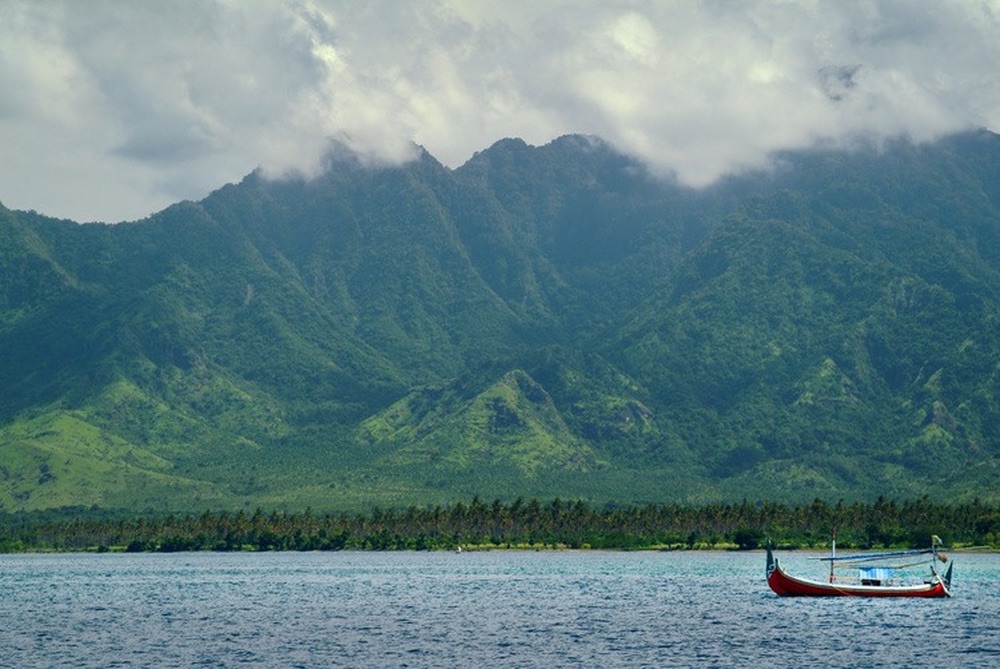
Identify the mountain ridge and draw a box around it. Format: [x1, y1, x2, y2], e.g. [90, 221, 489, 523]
[2, 131, 999, 511]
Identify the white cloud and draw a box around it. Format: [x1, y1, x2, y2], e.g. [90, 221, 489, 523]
[1, 0, 998, 222]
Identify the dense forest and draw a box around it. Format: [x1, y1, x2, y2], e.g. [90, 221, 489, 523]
[2, 131, 1000, 512]
[3, 497, 999, 553]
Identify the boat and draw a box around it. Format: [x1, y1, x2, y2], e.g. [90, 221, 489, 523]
[766, 535, 953, 598]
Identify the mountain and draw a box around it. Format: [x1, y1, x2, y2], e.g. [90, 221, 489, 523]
[2, 131, 999, 512]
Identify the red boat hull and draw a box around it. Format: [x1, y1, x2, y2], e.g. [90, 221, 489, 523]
[766, 549, 951, 598]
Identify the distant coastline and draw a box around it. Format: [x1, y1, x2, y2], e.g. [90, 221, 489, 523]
[3, 497, 999, 554]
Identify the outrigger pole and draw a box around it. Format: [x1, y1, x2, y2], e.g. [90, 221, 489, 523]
[815, 548, 940, 562]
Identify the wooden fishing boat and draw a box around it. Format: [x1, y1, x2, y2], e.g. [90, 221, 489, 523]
[766, 536, 953, 598]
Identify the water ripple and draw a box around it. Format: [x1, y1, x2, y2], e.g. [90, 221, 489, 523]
[1, 551, 998, 667]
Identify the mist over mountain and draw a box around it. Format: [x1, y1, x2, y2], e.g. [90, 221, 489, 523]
[2, 131, 999, 512]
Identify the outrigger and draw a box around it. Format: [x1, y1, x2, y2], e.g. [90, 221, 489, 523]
[766, 534, 953, 598]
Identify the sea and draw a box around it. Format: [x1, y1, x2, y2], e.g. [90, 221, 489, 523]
[1, 549, 998, 668]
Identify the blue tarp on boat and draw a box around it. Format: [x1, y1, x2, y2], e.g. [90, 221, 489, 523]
[859, 567, 893, 583]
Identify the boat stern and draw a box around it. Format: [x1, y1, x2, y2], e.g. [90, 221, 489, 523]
[942, 561, 954, 596]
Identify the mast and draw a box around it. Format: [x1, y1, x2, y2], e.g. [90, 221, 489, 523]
[829, 527, 836, 583]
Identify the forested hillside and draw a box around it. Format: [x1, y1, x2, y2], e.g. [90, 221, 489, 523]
[2, 131, 999, 512]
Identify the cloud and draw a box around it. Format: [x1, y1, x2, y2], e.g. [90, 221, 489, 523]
[818, 65, 862, 102]
[1, 0, 998, 222]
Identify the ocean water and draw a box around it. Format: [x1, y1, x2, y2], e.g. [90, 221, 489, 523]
[1, 549, 998, 668]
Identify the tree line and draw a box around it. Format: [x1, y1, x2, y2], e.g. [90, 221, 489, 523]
[2, 496, 999, 553]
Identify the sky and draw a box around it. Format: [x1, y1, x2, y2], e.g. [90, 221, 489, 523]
[2, 0, 999, 223]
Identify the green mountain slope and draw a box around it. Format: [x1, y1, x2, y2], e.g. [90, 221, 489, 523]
[357, 369, 605, 497]
[2, 131, 999, 511]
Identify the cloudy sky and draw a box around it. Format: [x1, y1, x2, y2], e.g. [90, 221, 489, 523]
[2, 0, 998, 223]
